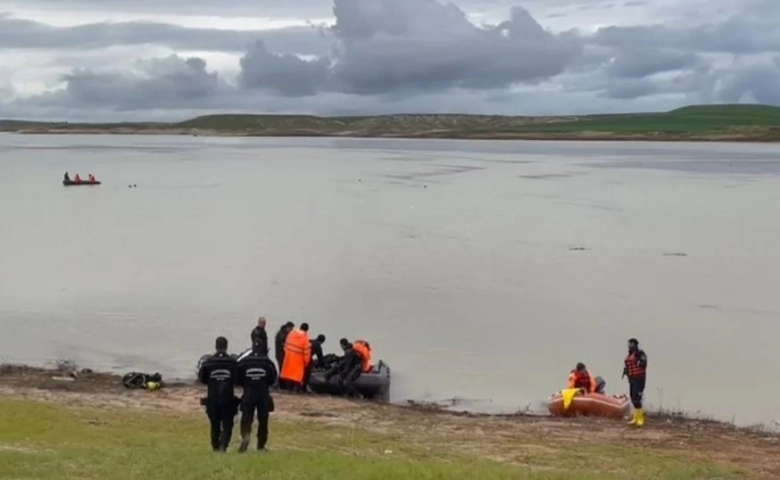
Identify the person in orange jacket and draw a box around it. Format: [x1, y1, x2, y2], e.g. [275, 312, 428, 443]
[74, 173, 82, 183]
[279, 323, 311, 393]
[567, 363, 606, 394]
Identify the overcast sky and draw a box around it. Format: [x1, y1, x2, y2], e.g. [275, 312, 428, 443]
[1, 0, 778, 121]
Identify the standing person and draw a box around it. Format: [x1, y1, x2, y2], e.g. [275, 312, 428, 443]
[197, 336, 238, 452]
[280, 323, 311, 393]
[623, 338, 648, 427]
[236, 339, 278, 453]
[251, 316, 268, 349]
[274, 321, 294, 389]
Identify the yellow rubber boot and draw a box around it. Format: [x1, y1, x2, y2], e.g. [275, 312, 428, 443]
[635, 409, 645, 427]
[627, 410, 637, 425]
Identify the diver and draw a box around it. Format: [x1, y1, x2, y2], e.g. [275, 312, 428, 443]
[325, 338, 364, 399]
[197, 336, 238, 452]
[567, 363, 605, 394]
[302, 334, 326, 390]
[236, 338, 278, 453]
[623, 338, 648, 427]
[251, 316, 268, 348]
[64, 172, 70, 182]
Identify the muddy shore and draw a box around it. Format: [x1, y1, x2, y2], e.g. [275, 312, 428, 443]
[1, 364, 779, 477]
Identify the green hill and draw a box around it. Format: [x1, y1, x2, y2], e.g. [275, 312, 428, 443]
[2, 104, 780, 141]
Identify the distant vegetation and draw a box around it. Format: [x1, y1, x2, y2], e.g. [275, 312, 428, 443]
[2, 104, 780, 141]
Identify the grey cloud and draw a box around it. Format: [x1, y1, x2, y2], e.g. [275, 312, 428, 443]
[0, 14, 334, 56]
[238, 0, 582, 96]
[28, 55, 222, 110]
[713, 59, 780, 105]
[238, 41, 331, 96]
[606, 48, 702, 78]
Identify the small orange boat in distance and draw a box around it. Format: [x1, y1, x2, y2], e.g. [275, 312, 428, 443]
[547, 388, 631, 419]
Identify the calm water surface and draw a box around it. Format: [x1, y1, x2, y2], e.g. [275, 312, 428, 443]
[1, 134, 779, 426]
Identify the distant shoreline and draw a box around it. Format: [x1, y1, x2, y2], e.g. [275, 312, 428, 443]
[2, 103, 780, 142]
[4, 128, 780, 143]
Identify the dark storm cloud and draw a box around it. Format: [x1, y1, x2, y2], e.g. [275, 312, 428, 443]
[238, 0, 583, 96]
[0, 14, 333, 56]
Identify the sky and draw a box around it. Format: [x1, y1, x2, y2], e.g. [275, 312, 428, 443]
[1, 0, 779, 121]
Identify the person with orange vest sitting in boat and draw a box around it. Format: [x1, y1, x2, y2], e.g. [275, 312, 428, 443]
[279, 323, 311, 393]
[88, 174, 96, 182]
[326, 338, 371, 398]
[74, 173, 82, 183]
[567, 363, 605, 394]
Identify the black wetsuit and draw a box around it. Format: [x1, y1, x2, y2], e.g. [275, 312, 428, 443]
[236, 351, 278, 451]
[327, 348, 364, 397]
[302, 338, 325, 388]
[274, 327, 288, 372]
[624, 349, 648, 408]
[197, 351, 238, 451]
[250, 326, 268, 350]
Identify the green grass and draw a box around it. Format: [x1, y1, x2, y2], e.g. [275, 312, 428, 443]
[0, 399, 747, 480]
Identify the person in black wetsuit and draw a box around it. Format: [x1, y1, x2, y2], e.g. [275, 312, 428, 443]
[64, 172, 70, 182]
[250, 316, 268, 348]
[197, 336, 238, 452]
[302, 334, 326, 390]
[326, 338, 364, 398]
[236, 339, 278, 453]
[274, 321, 294, 389]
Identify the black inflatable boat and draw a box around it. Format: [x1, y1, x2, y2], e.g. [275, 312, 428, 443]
[307, 360, 391, 400]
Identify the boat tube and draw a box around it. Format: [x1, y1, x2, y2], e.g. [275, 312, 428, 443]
[547, 387, 631, 419]
[63, 179, 101, 186]
[307, 358, 391, 400]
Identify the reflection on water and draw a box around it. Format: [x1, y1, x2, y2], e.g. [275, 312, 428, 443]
[1, 134, 779, 427]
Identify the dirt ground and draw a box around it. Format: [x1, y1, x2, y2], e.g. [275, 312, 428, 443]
[2, 365, 780, 476]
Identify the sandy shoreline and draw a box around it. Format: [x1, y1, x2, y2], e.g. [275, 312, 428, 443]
[2, 363, 780, 477]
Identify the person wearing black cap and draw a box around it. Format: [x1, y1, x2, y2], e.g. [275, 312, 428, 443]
[274, 321, 294, 389]
[197, 336, 238, 452]
[236, 339, 278, 452]
[623, 338, 648, 427]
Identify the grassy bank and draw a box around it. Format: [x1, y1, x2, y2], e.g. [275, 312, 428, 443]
[0, 398, 749, 480]
[1, 366, 779, 479]
[2, 104, 780, 142]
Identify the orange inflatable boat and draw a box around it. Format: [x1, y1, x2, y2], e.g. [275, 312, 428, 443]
[547, 388, 631, 419]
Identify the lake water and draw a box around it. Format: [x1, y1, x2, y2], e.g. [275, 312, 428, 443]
[1, 133, 779, 426]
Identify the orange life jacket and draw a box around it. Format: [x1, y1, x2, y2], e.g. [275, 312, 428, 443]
[624, 351, 646, 378]
[352, 340, 372, 373]
[568, 370, 596, 392]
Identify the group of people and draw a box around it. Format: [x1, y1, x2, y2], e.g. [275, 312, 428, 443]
[64, 171, 97, 183]
[197, 316, 375, 453]
[565, 338, 649, 427]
